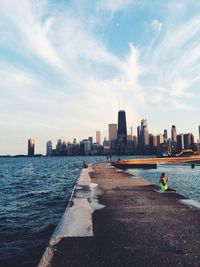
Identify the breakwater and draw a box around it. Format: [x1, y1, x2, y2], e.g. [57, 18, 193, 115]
[39, 162, 200, 267]
[112, 155, 200, 169]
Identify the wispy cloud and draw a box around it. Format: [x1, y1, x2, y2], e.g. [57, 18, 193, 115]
[97, 0, 136, 12]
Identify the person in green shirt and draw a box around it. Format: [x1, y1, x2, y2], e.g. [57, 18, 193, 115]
[159, 172, 172, 191]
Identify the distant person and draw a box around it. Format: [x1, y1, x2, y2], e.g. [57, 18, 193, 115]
[83, 161, 88, 168]
[159, 173, 174, 191]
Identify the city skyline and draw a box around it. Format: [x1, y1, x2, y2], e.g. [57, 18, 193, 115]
[0, 1, 200, 155]
[10, 113, 200, 156]
[1, 111, 200, 155]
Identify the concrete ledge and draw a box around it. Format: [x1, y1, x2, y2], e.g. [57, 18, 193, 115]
[180, 199, 200, 209]
[38, 165, 97, 267]
[154, 189, 176, 193]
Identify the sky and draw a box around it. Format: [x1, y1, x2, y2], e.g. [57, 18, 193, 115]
[0, 0, 200, 155]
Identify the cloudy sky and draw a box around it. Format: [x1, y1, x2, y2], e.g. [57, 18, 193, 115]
[0, 0, 200, 155]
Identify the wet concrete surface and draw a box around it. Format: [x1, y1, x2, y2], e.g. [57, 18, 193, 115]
[42, 163, 200, 267]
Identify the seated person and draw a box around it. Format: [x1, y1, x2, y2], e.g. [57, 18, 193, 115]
[83, 161, 88, 168]
[159, 172, 169, 191]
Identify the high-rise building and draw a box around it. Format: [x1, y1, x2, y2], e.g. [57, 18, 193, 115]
[28, 138, 35, 156]
[56, 139, 62, 155]
[46, 140, 52, 156]
[157, 134, 164, 145]
[177, 134, 184, 152]
[80, 139, 92, 155]
[163, 129, 168, 143]
[183, 134, 191, 149]
[109, 124, 117, 140]
[117, 110, 127, 154]
[139, 119, 149, 153]
[157, 134, 164, 154]
[149, 134, 157, 154]
[171, 125, 177, 142]
[88, 137, 93, 144]
[96, 131, 101, 145]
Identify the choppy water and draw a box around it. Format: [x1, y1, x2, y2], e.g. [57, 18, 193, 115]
[1, 157, 200, 267]
[0, 156, 107, 267]
[127, 163, 200, 202]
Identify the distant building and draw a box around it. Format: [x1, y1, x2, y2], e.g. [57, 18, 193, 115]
[103, 139, 110, 154]
[56, 139, 63, 155]
[96, 131, 101, 145]
[177, 134, 184, 152]
[126, 139, 134, 154]
[139, 119, 149, 154]
[28, 138, 35, 156]
[91, 143, 103, 155]
[163, 129, 168, 143]
[85, 140, 92, 155]
[117, 110, 127, 154]
[68, 143, 80, 156]
[80, 139, 92, 155]
[157, 134, 164, 154]
[46, 140, 52, 156]
[149, 134, 157, 154]
[171, 125, 177, 142]
[88, 137, 93, 144]
[109, 124, 117, 141]
[61, 141, 68, 156]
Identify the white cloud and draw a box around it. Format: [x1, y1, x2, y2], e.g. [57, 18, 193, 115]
[0, 0, 63, 69]
[97, 0, 135, 12]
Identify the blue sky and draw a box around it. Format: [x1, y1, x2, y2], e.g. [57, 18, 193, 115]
[0, 0, 200, 155]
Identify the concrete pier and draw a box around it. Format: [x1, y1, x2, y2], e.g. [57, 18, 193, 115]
[39, 163, 200, 267]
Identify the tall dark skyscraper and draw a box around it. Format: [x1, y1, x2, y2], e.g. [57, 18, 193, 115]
[28, 138, 35, 156]
[117, 110, 127, 154]
[117, 110, 127, 143]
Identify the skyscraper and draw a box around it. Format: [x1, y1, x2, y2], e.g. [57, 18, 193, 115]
[46, 140, 52, 156]
[96, 131, 101, 144]
[88, 137, 93, 144]
[117, 110, 127, 154]
[109, 124, 117, 140]
[149, 134, 157, 154]
[163, 129, 168, 143]
[171, 125, 177, 142]
[157, 134, 164, 154]
[28, 138, 35, 156]
[139, 119, 149, 153]
[177, 134, 184, 152]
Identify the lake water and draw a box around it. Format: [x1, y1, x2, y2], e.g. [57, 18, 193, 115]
[0, 157, 200, 267]
[127, 163, 200, 202]
[0, 156, 107, 267]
